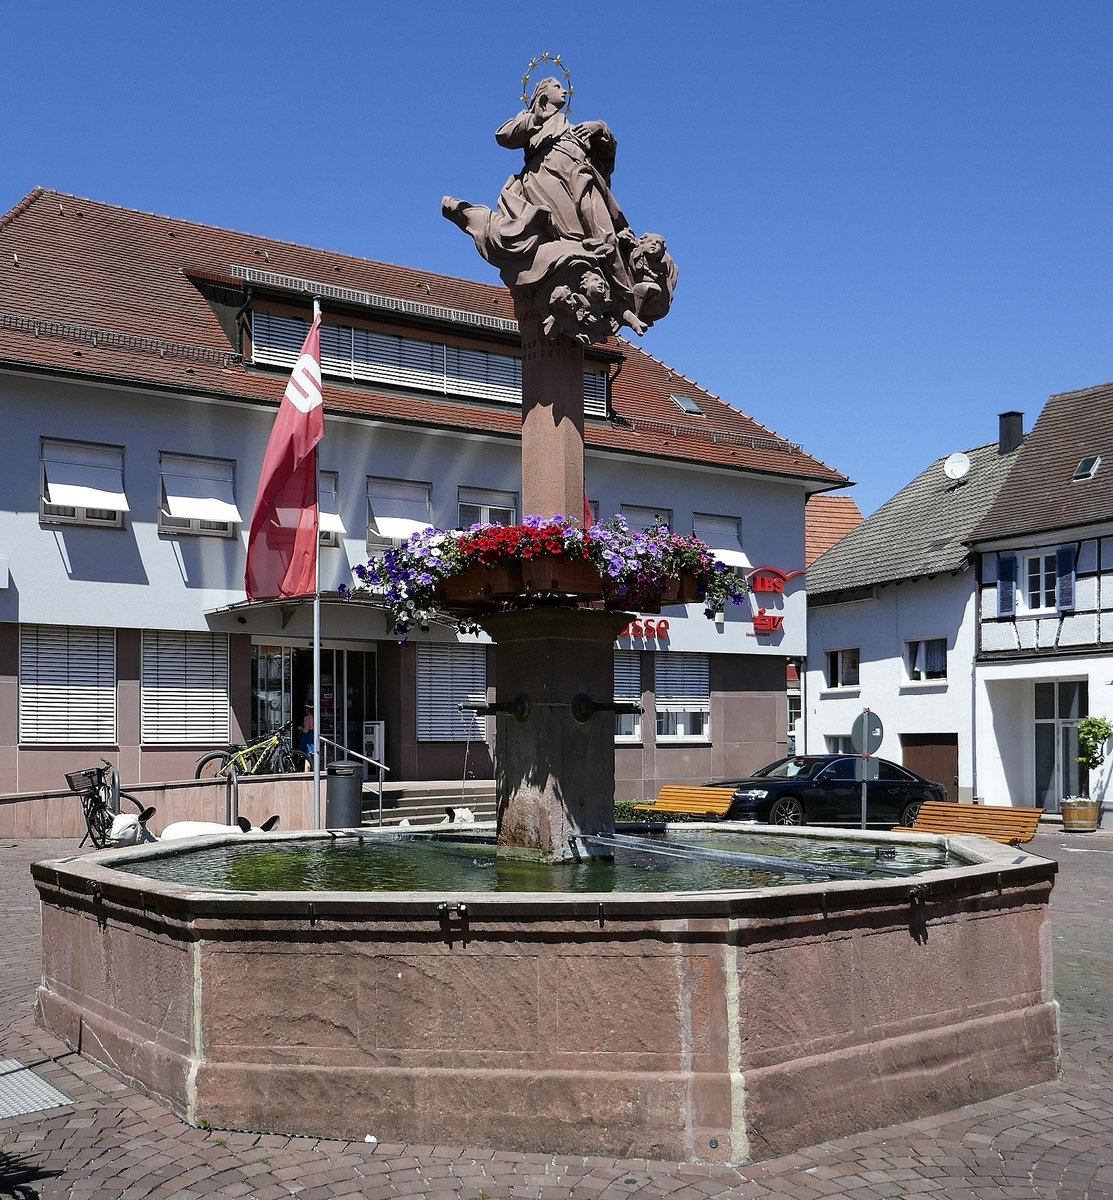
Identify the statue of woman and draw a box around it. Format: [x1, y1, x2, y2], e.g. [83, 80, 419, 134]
[443, 78, 636, 324]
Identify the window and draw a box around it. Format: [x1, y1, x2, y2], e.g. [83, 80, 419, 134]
[670, 394, 704, 416]
[621, 504, 672, 533]
[318, 470, 345, 547]
[141, 631, 230, 744]
[692, 513, 750, 570]
[1025, 552, 1057, 612]
[1072, 456, 1101, 482]
[367, 478, 432, 550]
[40, 439, 129, 527]
[614, 650, 642, 742]
[253, 310, 606, 413]
[19, 625, 116, 743]
[825, 648, 859, 689]
[655, 653, 710, 741]
[159, 453, 241, 536]
[459, 487, 516, 528]
[416, 644, 487, 741]
[906, 637, 947, 682]
[825, 736, 853, 754]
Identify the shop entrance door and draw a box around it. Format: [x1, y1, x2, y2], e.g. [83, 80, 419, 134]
[293, 648, 377, 764]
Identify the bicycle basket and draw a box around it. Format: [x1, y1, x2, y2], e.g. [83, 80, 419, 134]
[65, 767, 101, 794]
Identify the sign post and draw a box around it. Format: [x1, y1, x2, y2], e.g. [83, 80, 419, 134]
[850, 709, 884, 829]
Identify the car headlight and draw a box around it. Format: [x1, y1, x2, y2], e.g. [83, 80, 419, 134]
[735, 788, 769, 800]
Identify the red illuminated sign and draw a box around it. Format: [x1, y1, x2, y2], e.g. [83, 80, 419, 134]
[618, 617, 670, 641]
[748, 566, 804, 594]
[752, 608, 784, 634]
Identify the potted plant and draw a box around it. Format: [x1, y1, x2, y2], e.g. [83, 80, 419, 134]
[1062, 715, 1113, 832]
[342, 514, 749, 638]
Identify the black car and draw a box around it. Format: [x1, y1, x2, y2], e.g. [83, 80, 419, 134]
[708, 754, 948, 827]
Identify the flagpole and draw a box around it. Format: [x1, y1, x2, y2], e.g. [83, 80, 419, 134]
[312, 297, 322, 830]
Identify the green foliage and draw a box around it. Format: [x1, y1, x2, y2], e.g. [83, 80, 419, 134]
[614, 798, 699, 824]
[1076, 716, 1113, 771]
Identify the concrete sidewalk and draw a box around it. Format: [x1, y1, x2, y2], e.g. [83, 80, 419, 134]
[2, 829, 1112, 1199]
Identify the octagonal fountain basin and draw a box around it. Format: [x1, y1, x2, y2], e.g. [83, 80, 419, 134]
[33, 825, 1059, 1165]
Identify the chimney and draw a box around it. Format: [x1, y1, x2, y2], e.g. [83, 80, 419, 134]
[999, 411, 1023, 455]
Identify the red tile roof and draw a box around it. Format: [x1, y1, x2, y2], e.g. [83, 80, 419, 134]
[805, 494, 863, 565]
[0, 188, 847, 487]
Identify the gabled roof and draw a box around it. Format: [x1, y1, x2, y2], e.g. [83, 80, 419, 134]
[805, 494, 863, 566]
[808, 439, 1020, 596]
[971, 383, 1113, 543]
[0, 188, 847, 490]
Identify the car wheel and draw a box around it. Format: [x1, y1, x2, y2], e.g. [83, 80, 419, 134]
[898, 800, 922, 828]
[767, 796, 805, 825]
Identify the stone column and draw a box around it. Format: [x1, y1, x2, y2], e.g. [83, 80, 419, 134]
[517, 306, 586, 521]
[479, 607, 632, 862]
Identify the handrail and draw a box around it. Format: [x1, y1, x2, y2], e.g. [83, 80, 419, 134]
[317, 735, 389, 827]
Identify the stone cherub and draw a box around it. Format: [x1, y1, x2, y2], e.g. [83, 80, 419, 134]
[443, 75, 676, 345]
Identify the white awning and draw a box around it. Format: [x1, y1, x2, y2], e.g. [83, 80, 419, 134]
[163, 475, 242, 523]
[373, 516, 431, 541]
[711, 548, 752, 569]
[319, 510, 346, 534]
[44, 460, 130, 512]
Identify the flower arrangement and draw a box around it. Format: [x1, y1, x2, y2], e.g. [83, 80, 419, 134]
[342, 514, 749, 637]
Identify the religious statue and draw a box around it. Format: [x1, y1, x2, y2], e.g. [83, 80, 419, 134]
[443, 63, 676, 345]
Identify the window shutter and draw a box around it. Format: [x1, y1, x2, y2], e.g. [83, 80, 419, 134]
[614, 650, 641, 701]
[141, 631, 230, 743]
[252, 311, 309, 367]
[1056, 546, 1076, 611]
[654, 653, 710, 712]
[997, 554, 1017, 617]
[19, 625, 116, 743]
[583, 371, 608, 416]
[416, 644, 487, 741]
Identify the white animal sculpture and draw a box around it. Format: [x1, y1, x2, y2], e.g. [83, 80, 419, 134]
[440, 806, 475, 825]
[108, 809, 279, 846]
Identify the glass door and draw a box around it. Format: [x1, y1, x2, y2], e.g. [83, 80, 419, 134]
[1033, 680, 1087, 813]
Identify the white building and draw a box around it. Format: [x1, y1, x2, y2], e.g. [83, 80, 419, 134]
[805, 415, 1023, 802]
[0, 188, 847, 799]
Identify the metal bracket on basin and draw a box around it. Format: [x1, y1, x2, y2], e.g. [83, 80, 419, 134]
[570, 693, 643, 724]
[437, 901, 469, 917]
[459, 694, 531, 721]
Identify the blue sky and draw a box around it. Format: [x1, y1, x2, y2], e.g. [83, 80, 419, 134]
[6, 3, 1113, 516]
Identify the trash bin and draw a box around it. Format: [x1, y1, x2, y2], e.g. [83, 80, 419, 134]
[326, 760, 364, 828]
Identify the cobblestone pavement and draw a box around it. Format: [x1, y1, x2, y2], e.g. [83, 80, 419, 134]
[2, 829, 1111, 1199]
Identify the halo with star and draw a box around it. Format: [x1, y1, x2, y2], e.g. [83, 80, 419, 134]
[520, 52, 574, 113]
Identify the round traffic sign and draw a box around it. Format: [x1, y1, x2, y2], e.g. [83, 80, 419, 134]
[850, 710, 884, 755]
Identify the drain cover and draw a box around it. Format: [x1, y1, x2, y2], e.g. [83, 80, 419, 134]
[0, 1058, 72, 1119]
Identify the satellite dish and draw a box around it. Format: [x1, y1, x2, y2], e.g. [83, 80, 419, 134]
[943, 452, 971, 481]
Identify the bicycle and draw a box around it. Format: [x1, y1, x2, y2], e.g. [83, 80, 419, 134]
[194, 719, 309, 780]
[65, 760, 146, 849]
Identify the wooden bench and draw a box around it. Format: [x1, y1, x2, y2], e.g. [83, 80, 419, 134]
[633, 785, 736, 819]
[892, 800, 1044, 845]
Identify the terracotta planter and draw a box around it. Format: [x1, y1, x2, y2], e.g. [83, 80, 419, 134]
[520, 555, 604, 599]
[439, 563, 524, 606]
[660, 573, 703, 605]
[1060, 796, 1101, 832]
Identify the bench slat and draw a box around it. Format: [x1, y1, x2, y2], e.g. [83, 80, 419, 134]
[893, 800, 1043, 845]
[634, 785, 735, 817]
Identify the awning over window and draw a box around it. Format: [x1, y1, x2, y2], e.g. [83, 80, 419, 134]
[319, 510, 346, 534]
[710, 547, 752, 568]
[43, 443, 130, 511]
[162, 457, 242, 522]
[373, 516, 431, 540]
[693, 515, 749, 569]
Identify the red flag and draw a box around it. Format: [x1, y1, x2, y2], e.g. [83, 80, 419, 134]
[245, 315, 324, 600]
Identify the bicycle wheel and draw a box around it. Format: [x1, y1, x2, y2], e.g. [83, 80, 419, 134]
[195, 751, 230, 780]
[278, 750, 310, 773]
[82, 794, 113, 849]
